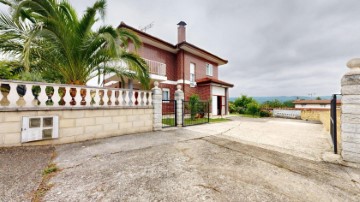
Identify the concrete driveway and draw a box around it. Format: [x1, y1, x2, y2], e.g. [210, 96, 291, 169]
[186, 116, 333, 161]
[1, 117, 360, 201]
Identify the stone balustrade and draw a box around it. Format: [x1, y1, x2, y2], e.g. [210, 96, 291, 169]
[0, 79, 152, 110]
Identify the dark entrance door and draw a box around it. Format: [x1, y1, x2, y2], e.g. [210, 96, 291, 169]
[217, 96, 222, 115]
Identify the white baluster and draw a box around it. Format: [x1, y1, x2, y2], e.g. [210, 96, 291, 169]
[24, 84, 34, 107]
[141, 91, 145, 106]
[52, 86, 60, 107]
[84, 88, 92, 107]
[142, 91, 147, 106]
[8, 83, 19, 107]
[93, 89, 100, 106]
[38, 85, 48, 107]
[63, 87, 72, 107]
[0, 82, 2, 105]
[124, 90, 129, 106]
[148, 92, 153, 106]
[109, 90, 115, 106]
[130, 90, 135, 106]
[74, 87, 82, 107]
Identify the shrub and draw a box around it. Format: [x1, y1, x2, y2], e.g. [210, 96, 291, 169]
[189, 94, 200, 120]
[246, 101, 260, 116]
[259, 110, 272, 117]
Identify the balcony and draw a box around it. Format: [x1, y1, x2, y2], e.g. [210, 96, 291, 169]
[143, 58, 166, 77]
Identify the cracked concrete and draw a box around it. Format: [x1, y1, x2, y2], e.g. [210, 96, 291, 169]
[41, 121, 360, 201]
[2, 117, 360, 201]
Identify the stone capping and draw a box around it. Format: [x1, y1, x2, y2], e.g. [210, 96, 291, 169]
[0, 105, 153, 112]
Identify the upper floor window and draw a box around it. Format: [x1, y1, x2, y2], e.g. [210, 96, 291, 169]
[206, 63, 213, 76]
[162, 88, 170, 100]
[190, 63, 195, 82]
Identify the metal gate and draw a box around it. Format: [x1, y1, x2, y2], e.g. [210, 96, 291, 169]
[183, 101, 210, 127]
[162, 100, 177, 128]
[330, 94, 340, 154]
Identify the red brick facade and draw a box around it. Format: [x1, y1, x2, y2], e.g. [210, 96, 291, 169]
[115, 22, 233, 115]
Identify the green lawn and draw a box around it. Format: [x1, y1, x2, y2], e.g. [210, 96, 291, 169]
[162, 117, 230, 126]
[230, 113, 261, 118]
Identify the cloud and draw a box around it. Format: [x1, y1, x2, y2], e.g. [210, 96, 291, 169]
[1, 0, 359, 96]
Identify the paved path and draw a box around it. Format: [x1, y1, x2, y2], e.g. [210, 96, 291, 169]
[2, 118, 359, 201]
[43, 130, 360, 201]
[186, 116, 332, 161]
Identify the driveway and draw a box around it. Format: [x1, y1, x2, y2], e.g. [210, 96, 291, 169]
[1, 118, 360, 201]
[186, 116, 332, 161]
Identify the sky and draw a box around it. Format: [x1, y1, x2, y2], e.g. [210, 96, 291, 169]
[1, 0, 360, 97]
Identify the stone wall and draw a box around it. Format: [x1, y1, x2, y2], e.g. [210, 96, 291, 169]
[0, 107, 153, 147]
[300, 109, 341, 152]
[341, 58, 360, 163]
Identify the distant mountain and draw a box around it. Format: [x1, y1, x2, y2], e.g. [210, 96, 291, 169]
[229, 96, 334, 104]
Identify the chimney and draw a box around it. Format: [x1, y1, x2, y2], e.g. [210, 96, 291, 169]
[177, 21, 187, 43]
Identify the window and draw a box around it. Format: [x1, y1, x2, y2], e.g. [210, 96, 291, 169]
[206, 63, 213, 76]
[190, 63, 195, 82]
[21, 116, 59, 143]
[162, 88, 170, 100]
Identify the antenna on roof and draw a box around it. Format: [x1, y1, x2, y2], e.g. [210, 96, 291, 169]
[139, 22, 154, 32]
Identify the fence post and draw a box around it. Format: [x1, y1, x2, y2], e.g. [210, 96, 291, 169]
[174, 85, 184, 127]
[152, 81, 162, 131]
[341, 58, 360, 163]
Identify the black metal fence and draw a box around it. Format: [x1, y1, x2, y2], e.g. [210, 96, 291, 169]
[162, 100, 177, 128]
[182, 100, 210, 127]
[330, 94, 340, 154]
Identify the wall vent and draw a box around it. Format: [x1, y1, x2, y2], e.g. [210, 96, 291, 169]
[21, 116, 59, 143]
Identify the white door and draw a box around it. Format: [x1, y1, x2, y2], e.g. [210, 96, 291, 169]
[212, 95, 217, 115]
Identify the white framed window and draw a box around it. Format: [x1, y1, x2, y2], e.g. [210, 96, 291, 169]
[190, 63, 195, 82]
[162, 88, 170, 100]
[206, 63, 213, 76]
[22, 116, 59, 143]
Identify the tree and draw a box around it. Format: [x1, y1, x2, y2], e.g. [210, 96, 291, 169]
[246, 101, 260, 117]
[316, 96, 321, 100]
[0, 0, 150, 88]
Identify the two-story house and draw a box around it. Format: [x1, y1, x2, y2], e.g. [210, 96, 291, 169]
[105, 21, 233, 116]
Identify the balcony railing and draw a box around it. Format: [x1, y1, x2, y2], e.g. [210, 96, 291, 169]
[143, 58, 166, 77]
[0, 80, 152, 110]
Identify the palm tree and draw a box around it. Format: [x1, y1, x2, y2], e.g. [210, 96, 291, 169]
[0, 0, 150, 88]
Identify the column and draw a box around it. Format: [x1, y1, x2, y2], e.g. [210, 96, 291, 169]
[174, 85, 184, 127]
[152, 81, 162, 131]
[341, 58, 360, 163]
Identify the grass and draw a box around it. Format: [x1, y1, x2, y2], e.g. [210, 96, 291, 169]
[162, 117, 230, 126]
[32, 151, 59, 202]
[230, 113, 261, 118]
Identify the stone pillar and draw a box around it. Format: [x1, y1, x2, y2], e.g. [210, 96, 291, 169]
[152, 81, 162, 131]
[341, 58, 360, 163]
[174, 85, 184, 127]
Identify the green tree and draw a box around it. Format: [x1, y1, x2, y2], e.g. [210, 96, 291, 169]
[246, 101, 260, 117]
[233, 95, 254, 113]
[283, 100, 295, 108]
[189, 94, 200, 121]
[316, 96, 321, 100]
[0, 0, 150, 88]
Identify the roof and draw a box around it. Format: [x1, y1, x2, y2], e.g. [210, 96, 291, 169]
[118, 22, 228, 65]
[196, 78, 234, 87]
[293, 100, 341, 104]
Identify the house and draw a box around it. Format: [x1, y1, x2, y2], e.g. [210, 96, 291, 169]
[104, 21, 233, 116]
[293, 99, 341, 109]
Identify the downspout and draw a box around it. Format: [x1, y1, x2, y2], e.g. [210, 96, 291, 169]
[182, 50, 185, 100]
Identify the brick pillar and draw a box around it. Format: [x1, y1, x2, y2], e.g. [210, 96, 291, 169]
[174, 85, 184, 127]
[152, 81, 162, 131]
[341, 58, 360, 163]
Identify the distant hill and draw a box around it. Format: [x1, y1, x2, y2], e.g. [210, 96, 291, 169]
[229, 96, 333, 104]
